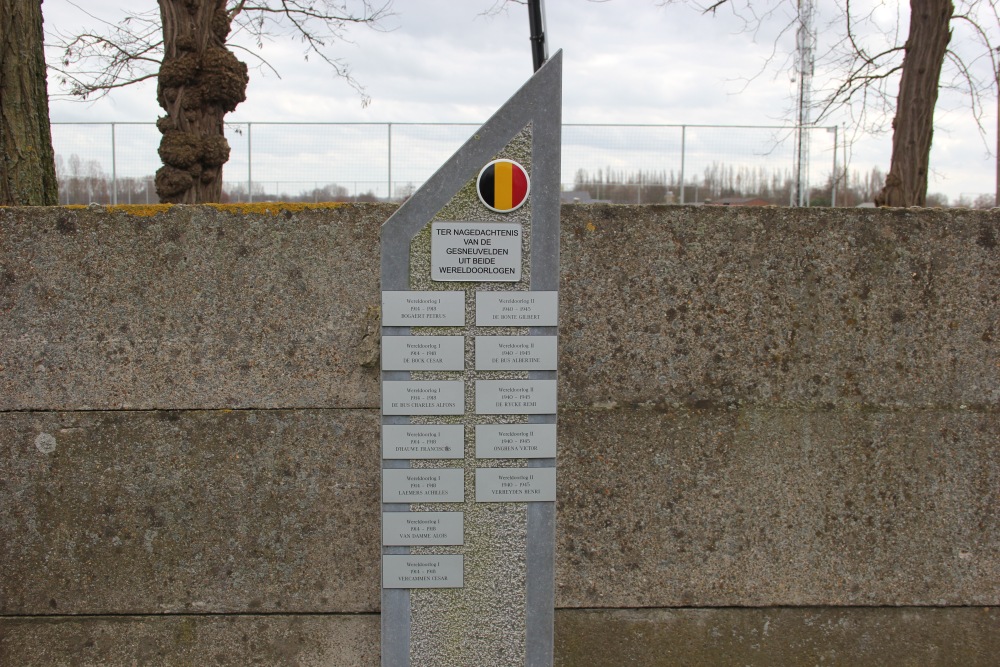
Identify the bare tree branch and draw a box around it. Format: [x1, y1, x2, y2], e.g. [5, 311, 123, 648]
[661, 1, 1000, 154]
[702, 1, 730, 15]
[47, 0, 394, 103]
[658, 0, 1000, 205]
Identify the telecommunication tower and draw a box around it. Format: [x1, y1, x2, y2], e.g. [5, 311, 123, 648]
[794, 0, 816, 207]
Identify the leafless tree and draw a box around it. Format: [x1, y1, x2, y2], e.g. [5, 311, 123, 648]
[661, 0, 1000, 206]
[49, 1, 393, 203]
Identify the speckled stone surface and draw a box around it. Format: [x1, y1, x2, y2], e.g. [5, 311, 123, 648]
[4, 205, 995, 413]
[558, 205, 998, 410]
[5, 405, 993, 616]
[555, 407, 999, 607]
[403, 126, 536, 666]
[0, 409, 380, 615]
[0, 607, 1000, 667]
[2, 607, 995, 666]
[554, 607, 1000, 666]
[1, 203, 997, 665]
[0, 615, 380, 666]
[0, 204, 390, 411]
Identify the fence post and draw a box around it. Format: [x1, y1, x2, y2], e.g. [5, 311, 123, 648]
[50, 120, 868, 208]
[111, 123, 117, 205]
[831, 125, 838, 207]
[679, 125, 686, 204]
[248, 123, 253, 203]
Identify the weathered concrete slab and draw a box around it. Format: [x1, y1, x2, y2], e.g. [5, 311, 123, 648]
[0, 614, 380, 666]
[556, 408, 999, 607]
[0, 204, 390, 411]
[5, 406, 994, 614]
[1, 204, 997, 664]
[554, 608, 1000, 666]
[4, 205, 996, 412]
[559, 206, 999, 410]
[0, 409, 380, 615]
[4, 607, 995, 666]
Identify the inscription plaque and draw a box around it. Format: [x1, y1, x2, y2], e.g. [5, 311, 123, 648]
[475, 468, 557, 502]
[383, 424, 464, 460]
[476, 291, 558, 326]
[382, 468, 464, 503]
[382, 511, 464, 546]
[382, 381, 465, 416]
[431, 222, 523, 282]
[475, 380, 557, 415]
[475, 335, 557, 370]
[382, 335, 465, 371]
[382, 290, 465, 326]
[383, 554, 464, 589]
[476, 424, 557, 458]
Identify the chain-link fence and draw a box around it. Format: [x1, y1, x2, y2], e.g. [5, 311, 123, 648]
[50, 122, 840, 206]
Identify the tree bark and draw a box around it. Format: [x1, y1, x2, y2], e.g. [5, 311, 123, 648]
[0, 0, 58, 206]
[875, 0, 953, 207]
[155, 0, 248, 204]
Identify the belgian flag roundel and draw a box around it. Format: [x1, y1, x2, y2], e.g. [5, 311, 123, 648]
[477, 159, 530, 213]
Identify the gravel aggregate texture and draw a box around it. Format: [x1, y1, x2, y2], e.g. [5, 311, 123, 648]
[1, 203, 996, 665]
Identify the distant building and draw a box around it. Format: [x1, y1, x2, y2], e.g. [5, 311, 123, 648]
[707, 197, 771, 207]
[560, 190, 611, 204]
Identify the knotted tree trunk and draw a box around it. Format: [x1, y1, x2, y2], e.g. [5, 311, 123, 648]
[155, 0, 248, 204]
[875, 0, 954, 207]
[0, 0, 58, 206]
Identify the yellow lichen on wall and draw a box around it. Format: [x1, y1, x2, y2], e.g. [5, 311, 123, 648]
[3, 202, 351, 217]
[203, 202, 347, 216]
[100, 204, 174, 217]
[54, 202, 351, 218]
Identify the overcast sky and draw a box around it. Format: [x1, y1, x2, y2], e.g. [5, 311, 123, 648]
[42, 0, 999, 203]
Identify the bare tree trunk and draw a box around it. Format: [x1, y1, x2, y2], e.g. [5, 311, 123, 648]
[155, 0, 248, 204]
[875, 0, 953, 207]
[0, 0, 58, 206]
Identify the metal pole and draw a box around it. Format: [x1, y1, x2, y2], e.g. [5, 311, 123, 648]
[679, 125, 686, 204]
[111, 123, 118, 205]
[806, 131, 811, 207]
[831, 125, 838, 207]
[248, 123, 253, 203]
[527, 0, 548, 72]
[843, 123, 848, 205]
[387, 123, 392, 202]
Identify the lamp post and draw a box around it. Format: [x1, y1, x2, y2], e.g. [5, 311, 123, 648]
[527, 0, 548, 72]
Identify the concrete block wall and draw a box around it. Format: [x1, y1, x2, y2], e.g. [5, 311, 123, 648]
[1, 203, 996, 665]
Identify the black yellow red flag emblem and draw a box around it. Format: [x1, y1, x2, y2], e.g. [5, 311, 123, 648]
[477, 159, 530, 212]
